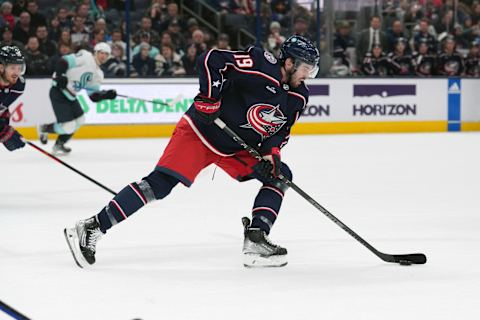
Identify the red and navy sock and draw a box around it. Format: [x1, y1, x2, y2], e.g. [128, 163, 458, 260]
[95, 171, 179, 232]
[250, 184, 285, 234]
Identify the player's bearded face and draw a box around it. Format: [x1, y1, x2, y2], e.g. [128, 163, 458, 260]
[2, 64, 24, 84]
[288, 61, 317, 88]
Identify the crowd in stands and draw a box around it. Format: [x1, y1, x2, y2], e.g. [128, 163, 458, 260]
[0, 0, 478, 78]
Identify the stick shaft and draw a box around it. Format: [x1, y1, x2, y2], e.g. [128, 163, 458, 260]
[27, 141, 117, 196]
[213, 118, 423, 264]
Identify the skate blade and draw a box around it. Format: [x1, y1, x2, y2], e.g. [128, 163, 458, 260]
[64, 228, 88, 268]
[52, 150, 70, 156]
[243, 253, 288, 268]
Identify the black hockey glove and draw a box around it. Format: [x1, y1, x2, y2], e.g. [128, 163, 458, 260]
[0, 125, 25, 151]
[252, 147, 281, 183]
[55, 73, 68, 89]
[193, 95, 221, 125]
[90, 89, 117, 102]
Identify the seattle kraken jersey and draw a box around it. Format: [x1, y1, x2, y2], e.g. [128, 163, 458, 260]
[53, 49, 104, 100]
[185, 47, 309, 155]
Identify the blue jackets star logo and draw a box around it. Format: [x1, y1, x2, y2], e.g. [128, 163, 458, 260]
[241, 103, 287, 139]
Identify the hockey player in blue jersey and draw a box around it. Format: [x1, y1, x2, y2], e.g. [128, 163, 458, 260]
[64, 36, 320, 268]
[0, 46, 26, 152]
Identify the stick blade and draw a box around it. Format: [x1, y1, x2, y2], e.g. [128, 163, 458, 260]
[393, 253, 427, 265]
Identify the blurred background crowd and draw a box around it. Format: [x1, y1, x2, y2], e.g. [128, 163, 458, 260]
[1, 0, 478, 78]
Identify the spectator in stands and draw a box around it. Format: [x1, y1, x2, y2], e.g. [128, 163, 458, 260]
[333, 20, 355, 53]
[270, 0, 291, 23]
[48, 42, 72, 73]
[149, 0, 167, 31]
[132, 42, 156, 77]
[361, 44, 390, 76]
[167, 20, 186, 55]
[132, 32, 159, 58]
[413, 38, 436, 77]
[155, 43, 185, 76]
[107, 29, 127, 59]
[13, 11, 32, 45]
[267, 21, 285, 57]
[413, 18, 437, 53]
[58, 29, 72, 48]
[386, 20, 408, 53]
[461, 16, 479, 44]
[94, 18, 110, 41]
[48, 16, 62, 43]
[0, 25, 24, 52]
[453, 23, 470, 50]
[1, 2, 14, 30]
[212, 33, 231, 50]
[36, 25, 57, 57]
[70, 15, 89, 47]
[159, 2, 185, 33]
[404, 2, 424, 26]
[356, 15, 387, 64]
[472, 3, 480, 25]
[25, 36, 50, 75]
[76, 2, 94, 30]
[185, 17, 199, 40]
[91, 28, 106, 48]
[181, 43, 197, 76]
[292, 16, 311, 38]
[56, 6, 73, 31]
[191, 29, 207, 55]
[437, 36, 464, 76]
[134, 17, 160, 48]
[102, 42, 127, 77]
[435, 9, 455, 34]
[12, 0, 26, 17]
[26, 0, 47, 30]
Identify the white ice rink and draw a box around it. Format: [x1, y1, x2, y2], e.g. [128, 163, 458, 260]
[1, 132, 480, 320]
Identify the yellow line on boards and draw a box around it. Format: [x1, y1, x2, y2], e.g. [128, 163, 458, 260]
[16, 121, 470, 140]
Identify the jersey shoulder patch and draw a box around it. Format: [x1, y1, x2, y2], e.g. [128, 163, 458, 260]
[263, 51, 277, 64]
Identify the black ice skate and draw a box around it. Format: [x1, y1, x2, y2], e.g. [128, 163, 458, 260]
[242, 217, 287, 268]
[52, 141, 71, 155]
[37, 125, 48, 145]
[64, 217, 104, 268]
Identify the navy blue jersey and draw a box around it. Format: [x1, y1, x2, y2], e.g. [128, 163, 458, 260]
[185, 47, 308, 155]
[0, 76, 25, 129]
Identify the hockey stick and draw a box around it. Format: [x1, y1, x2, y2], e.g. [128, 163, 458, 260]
[117, 93, 183, 106]
[0, 300, 31, 320]
[213, 118, 427, 265]
[27, 141, 117, 196]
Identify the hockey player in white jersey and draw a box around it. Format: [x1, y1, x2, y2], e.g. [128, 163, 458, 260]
[38, 42, 117, 154]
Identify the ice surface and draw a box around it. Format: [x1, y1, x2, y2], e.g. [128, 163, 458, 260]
[1, 133, 480, 320]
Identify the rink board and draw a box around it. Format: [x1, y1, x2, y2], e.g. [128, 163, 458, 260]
[11, 78, 480, 138]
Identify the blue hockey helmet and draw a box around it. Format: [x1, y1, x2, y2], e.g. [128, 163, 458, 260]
[279, 35, 320, 78]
